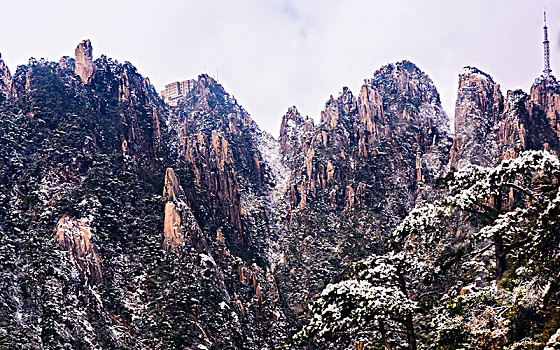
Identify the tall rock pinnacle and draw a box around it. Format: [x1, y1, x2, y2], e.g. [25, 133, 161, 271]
[74, 39, 96, 84]
[0, 53, 12, 98]
[450, 66, 503, 168]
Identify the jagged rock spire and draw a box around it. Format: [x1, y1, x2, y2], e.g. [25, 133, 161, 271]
[74, 39, 96, 84]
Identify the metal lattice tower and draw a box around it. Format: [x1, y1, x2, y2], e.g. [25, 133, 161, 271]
[544, 10, 552, 77]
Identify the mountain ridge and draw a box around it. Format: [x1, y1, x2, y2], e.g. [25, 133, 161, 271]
[1, 40, 560, 349]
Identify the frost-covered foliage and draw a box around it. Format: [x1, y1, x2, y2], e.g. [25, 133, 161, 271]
[297, 151, 560, 349]
[404, 151, 560, 349]
[397, 150, 560, 278]
[293, 252, 435, 349]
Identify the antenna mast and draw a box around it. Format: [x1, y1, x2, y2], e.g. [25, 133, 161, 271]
[544, 9, 552, 77]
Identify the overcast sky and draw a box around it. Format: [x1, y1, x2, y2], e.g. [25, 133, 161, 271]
[1, 0, 559, 135]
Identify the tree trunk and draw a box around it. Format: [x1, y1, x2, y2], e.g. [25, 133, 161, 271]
[404, 313, 417, 350]
[493, 193, 507, 280]
[378, 319, 392, 350]
[397, 268, 417, 350]
[494, 231, 507, 280]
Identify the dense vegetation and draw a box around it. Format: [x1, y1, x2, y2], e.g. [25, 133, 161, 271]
[295, 151, 560, 349]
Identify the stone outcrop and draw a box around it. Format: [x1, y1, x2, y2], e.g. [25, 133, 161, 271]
[0, 53, 12, 98]
[279, 106, 314, 157]
[450, 66, 504, 168]
[162, 168, 206, 252]
[279, 107, 314, 206]
[54, 215, 102, 285]
[163, 202, 184, 252]
[74, 39, 96, 84]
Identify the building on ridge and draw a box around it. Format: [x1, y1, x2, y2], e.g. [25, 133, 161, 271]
[161, 79, 197, 106]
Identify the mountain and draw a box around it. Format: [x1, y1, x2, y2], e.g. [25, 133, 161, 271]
[0, 41, 559, 349]
[275, 61, 451, 329]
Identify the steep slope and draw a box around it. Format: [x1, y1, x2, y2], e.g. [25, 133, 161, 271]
[161, 74, 291, 348]
[275, 61, 452, 330]
[0, 40, 171, 348]
[450, 67, 504, 168]
[0, 41, 281, 349]
[0, 54, 11, 101]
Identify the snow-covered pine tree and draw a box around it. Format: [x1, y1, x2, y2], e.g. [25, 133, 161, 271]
[296, 151, 560, 349]
[292, 251, 440, 349]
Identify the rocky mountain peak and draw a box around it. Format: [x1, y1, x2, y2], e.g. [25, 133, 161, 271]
[460, 66, 496, 83]
[279, 106, 314, 162]
[456, 66, 503, 126]
[370, 60, 441, 105]
[450, 66, 504, 168]
[530, 74, 560, 141]
[74, 39, 96, 84]
[280, 106, 314, 132]
[320, 86, 357, 131]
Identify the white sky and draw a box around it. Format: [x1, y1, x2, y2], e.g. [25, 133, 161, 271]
[1, 0, 559, 136]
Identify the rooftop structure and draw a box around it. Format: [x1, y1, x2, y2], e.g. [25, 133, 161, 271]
[161, 79, 197, 106]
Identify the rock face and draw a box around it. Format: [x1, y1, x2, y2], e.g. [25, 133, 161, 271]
[74, 39, 96, 84]
[452, 68, 560, 167]
[0, 54, 11, 99]
[528, 75, 560, 151]
[167, 74, 267, 255]
[55, 216, 102, 285]
[163, 168, 186, 251]
[531, 76, 560, 139]
[162, 167, 209, 252]
[450, 66, 504, 168]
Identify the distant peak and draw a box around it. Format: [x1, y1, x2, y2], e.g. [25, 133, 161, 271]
[533, 73, 558, 87]
[286, 105, 300, 116]
[375, 60, 423, 76]
[371, 60, 434, 85]
[460, 66, 495, 83]
[369, 60, 441, 105]
[281, 105, 313, 126]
